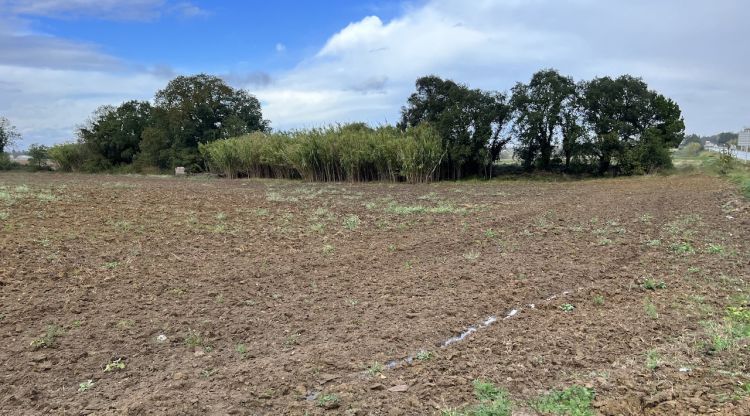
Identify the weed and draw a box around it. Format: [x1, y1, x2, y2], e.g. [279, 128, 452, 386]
[463, 251, 480, 261]
[645, 350, 661, 370]
[687, 266, 701, 274]
[670, 242, 695, 254]
[102, 261, 120, 270]
[343, 214, 360, 230]
[531, 386, 595, 416]
[316, 394, 340, 409]
[644, 299, 659, 319]
[646, 239, 661, 247]
[642, 279, 667, 290]
[310, 222, 324, 232]
[322, 244, 335, 256]
[284, 332, 301, 347]
[404, 259, 413, 269]
[416, 350, 434, 361]
[236, 343, 248, 358]
[0, 211, 8, 220]
[30, 325, 64, 350]
[385, 202, 466, 215]
[103, 358, 126, 372]
[183, 330, 203, 348]
[366, 362, 384, 376]
[365, 202, 377, 210]
[201, 368, 218, 378]
[593, 295, 605, 306]
[387, 244, 396, 252]
[255, 208, 269, 216]
[598, 238, 612, 246]
[484, 229, 497, 239]
[78, 380, 95, 392]
[560, 303, 575, 312]
[707, 243, 725, 254]
[444, 380, 513, 416]
[215, 212, 227, 221]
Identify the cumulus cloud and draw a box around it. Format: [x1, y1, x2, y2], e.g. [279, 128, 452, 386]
[3, 0, 750, 146]
[252, 0, 749, 135]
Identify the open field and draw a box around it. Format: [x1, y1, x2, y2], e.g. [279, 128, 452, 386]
[1, 171, 749, 415]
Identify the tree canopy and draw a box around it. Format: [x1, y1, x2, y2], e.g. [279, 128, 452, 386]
[0, 116, 21, 153]
[400, 75, 510, 179]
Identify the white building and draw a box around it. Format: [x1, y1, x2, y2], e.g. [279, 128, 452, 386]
[739, 128, 750, 149]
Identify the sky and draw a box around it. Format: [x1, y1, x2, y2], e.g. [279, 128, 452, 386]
[1, 0, 748, 148]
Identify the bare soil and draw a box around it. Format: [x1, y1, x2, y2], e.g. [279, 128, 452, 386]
[1, 172, 748, 415]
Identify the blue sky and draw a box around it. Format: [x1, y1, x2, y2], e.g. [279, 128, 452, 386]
[1, 0, 749, 147]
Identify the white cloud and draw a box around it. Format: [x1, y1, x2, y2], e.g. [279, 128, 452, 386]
[3, 0, 750, 147]
[0, 0, 208, 20]
[249, 0, 750, 135]
[275, 43, 286, 53]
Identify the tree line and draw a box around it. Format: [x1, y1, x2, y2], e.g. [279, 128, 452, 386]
[2, 68, 686, 179]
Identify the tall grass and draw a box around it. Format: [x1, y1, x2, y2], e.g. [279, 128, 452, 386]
[200, 123, 443, 183]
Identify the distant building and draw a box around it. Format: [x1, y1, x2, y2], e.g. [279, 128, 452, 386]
[739, 128, 750, 149]
[704, 141, 719, 150]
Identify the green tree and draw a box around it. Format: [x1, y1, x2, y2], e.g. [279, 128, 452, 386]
[27, 144, 49, 169]
[48, 142, 88, 172]
[144, 74, 269, 170]
[510, 69, 578, 171]
[400, 75, 510, 179]
[78, 100, 153, 168]
[0, 116, 21, 153]
[580, 75, 684, 174]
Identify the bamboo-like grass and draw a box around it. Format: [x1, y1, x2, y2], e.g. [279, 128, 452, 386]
[199, 123, 444, 183]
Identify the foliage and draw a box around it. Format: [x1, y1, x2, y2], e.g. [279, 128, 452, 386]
[48, 142, 88, 172]
[0, 116, 21, 153]
[444, 380, 512, 416]
[78, 101, 153, 168]
[400, 76, 510, 179]
[200, 123, 444, 183]
[27, 144, 49, 169]
[510, 69, 578, 171]
[579, 75, 684, 174]
[678, 142, 703, 157]
[531, 386, 595, 416]
[142, 74, 268, 170]
[0, 152, 16, 170]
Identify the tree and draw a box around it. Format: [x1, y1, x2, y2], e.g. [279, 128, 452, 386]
[400, 75, 510, 179]
[48, 143, 88, 172]
[510, 69, 578, 171]
[580, 75, 684, 174]
[27, 144, 49, 169]
[0, 116, 21, 153]
[144, 74, 269, 169]
[78, 100, 153, 167]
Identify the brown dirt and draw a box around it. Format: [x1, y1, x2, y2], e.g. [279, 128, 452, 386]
[1, 172, 749, 415]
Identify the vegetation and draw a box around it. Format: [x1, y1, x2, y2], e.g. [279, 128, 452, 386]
[443, 380, 512, 416]
[0, 116, 21, 154]
[531, 386, 595, 416]
[199, 123, 444, 182]
[18, 68, 690, 179]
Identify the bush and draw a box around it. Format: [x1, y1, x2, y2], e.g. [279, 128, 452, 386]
[0, 152, 16, 170]
[48, 143, 88, 172]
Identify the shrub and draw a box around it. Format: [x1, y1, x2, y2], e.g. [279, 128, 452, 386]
[48, 143, 88, 172]
[0, 152, 16, 170]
